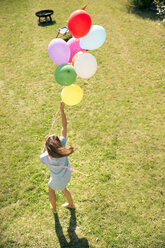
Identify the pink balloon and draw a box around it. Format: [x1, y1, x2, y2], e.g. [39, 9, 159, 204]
[67, 38, 85, 63]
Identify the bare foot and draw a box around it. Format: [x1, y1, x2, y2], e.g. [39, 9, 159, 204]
[50, 203, 57, 214]
[62, 203, 75, 209]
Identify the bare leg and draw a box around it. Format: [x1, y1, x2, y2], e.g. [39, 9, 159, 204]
[49, 186, 57, 213]
[62, 188, 75, 208]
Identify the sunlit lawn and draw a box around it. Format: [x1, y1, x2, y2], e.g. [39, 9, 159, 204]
[0, 0, 164, 247]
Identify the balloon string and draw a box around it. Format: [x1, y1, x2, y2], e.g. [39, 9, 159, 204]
[46, 157, 89, 176]
[42, 108, 60, 153]
[48, 108, 60, 136]
[43, 108, 89, 177]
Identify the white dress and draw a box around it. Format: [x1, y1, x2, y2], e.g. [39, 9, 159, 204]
[40, 136, 72, 190]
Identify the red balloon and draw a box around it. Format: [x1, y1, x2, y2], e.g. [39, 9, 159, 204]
[68, 10, 91, 38]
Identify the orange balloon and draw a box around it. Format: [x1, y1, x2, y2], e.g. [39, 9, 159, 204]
[72, 51, 87, 66]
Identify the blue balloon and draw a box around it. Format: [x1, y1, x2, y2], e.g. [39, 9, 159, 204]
[80, 25, 106, 50]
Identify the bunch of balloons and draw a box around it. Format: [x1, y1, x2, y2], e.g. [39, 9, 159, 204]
[48, 8, 106, 106]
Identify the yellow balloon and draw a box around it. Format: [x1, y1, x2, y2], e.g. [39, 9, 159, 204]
[61, 84, 83, 106]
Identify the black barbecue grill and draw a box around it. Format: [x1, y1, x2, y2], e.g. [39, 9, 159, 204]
[35, 10, 54, 24]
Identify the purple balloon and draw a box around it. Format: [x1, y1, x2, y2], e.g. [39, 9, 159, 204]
[48, 38, 70, 65]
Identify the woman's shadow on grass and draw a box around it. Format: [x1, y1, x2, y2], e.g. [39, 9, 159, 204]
[54, 209, 89, 248]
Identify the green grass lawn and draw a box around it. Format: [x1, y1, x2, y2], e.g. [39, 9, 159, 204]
[0, 0, 165, 247]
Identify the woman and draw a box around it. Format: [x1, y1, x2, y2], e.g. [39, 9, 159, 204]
[40, 102, 75, 214]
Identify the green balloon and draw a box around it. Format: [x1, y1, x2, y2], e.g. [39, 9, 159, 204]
[54, 64, 77, 86]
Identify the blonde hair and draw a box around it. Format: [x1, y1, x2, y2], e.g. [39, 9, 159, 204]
[45, 135, 74, 158]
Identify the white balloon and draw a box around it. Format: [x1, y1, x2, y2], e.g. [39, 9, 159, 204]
[74, 53, 97, 79]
